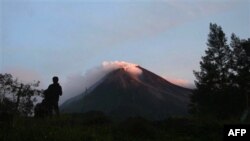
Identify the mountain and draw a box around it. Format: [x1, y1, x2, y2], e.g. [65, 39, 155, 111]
[60, 66, 192, 120]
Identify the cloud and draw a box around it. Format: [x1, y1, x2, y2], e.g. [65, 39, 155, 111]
[60, 61, 142, 103]
[102, 61, 142, 76]
[78, 0, 240, 52]
[164, 76, 195, 88]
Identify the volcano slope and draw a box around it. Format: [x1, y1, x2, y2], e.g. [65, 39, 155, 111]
[61, 66, 192, 120]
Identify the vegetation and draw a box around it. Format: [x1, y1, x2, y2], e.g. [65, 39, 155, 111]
[0, 73, 42, 116]
[190, 23, 250, 120]
[0, 112, 228, 141]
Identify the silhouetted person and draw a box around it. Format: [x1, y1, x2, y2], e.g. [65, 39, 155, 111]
[46, 76, 62, 116]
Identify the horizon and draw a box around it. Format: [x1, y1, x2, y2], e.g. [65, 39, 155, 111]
[1, 0, 250, 100]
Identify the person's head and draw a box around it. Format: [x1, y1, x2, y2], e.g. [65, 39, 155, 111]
[52, 76, 59, 84]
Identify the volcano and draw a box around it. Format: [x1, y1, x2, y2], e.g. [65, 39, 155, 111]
[60, 65, 192, 120]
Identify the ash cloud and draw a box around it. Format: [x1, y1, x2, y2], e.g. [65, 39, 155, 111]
[61, 61, 142, 104]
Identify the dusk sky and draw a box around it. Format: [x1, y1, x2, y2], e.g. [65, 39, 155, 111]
[1, 0, 250, 90]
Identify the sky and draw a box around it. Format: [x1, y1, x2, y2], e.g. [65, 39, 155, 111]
[1, 0, 250, 93]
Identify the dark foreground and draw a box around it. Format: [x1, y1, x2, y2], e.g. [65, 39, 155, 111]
[0, 112, 243, 141]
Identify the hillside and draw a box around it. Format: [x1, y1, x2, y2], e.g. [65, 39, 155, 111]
[61, 66, 192, 120]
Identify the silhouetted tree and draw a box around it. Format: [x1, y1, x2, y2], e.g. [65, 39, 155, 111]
[190, 23, 245, 119]
[0, 73, 42, 116]
[242, 39, 250, 57]
[230, 36, 250, 120]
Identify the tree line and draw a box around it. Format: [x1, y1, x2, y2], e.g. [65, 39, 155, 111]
[190, 23, 250, 121]
[0, 74, 42, 116]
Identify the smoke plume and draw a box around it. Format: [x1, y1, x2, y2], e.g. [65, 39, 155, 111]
[61, 61, 142, 103]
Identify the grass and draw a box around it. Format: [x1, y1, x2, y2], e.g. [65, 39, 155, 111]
[0, 112, 238, 141]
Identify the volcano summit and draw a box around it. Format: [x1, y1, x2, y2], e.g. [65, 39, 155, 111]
[61, 63, 192, 120]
